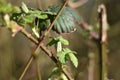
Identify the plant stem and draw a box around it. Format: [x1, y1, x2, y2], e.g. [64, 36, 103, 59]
[21, 28, 38, 44]
[20, 28, 73, 80]
[61, 65, 74, 80]
[19, 56, 34, 80]
[36, 58, 41, 80]
[98, 4, 108, 80]
[21, 28, 52, 56]
[18, 0, 73, 80]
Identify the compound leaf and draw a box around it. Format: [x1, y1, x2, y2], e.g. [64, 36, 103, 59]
[48, 6, 80, 34]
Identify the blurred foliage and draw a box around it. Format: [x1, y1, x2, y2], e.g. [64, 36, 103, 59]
[0, 0, 19, 14]
[0, 0, 120, 80]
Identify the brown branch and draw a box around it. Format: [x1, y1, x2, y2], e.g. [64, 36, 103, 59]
[61, 65, 74, 80]
[36, 58, 42, 80]
[19, 56, 34, 80]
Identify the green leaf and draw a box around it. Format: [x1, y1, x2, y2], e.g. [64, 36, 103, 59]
[48, 6, 80, 34]
[68, 53, 78, 68]
[57, 42, 62, 52]
[35, 12, 48, 19]
[61, 48, 78, 67]
[47, 37, 58, 46]
[47, 36, 69, 46]
[29, 9, 48, 19]
[23, 14, 34, 23]
[4, 14, 10, 27]
[42, 11, 56, 15]
[32, 26, 40, 38]
[57, 51, 67, 64]
[18, 19, 26, 26]
[66, 7, 80, 23]
[55, 20, 62, 33]
[21, 2, 29, 13]
[51, 67, 61, 74]
[62, 16, 70, 32]
[57, 36, 69, 45]
[57, 48, 77, 65]
[59, 16, 67, 33]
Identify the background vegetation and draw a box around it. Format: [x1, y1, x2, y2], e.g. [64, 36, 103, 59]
[0, 0, 120, 80]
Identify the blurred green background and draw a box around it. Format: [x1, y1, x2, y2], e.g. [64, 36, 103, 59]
[0, 0, 120, 80]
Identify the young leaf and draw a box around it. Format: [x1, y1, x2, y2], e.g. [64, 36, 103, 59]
[57, 51, 67, 64]
[57, 42, 62, 52]
[62, 48, 78, 67]
[17, 19, 26, 26]
[23, 14, 34, 23]
[47, 36, 69, 46]
[47, 38, 58, 46]
[21, 2, 29, 13]
[51, 67, 61, 75]
[32, 27, 39, 38]
[57, 48, 77, 65]
[68, 53, 78, 68]
[57, 36, 69, 45]
[4, 14, 10, 27]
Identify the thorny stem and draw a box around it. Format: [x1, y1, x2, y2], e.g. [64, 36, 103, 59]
[19, 0, 73, 80]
